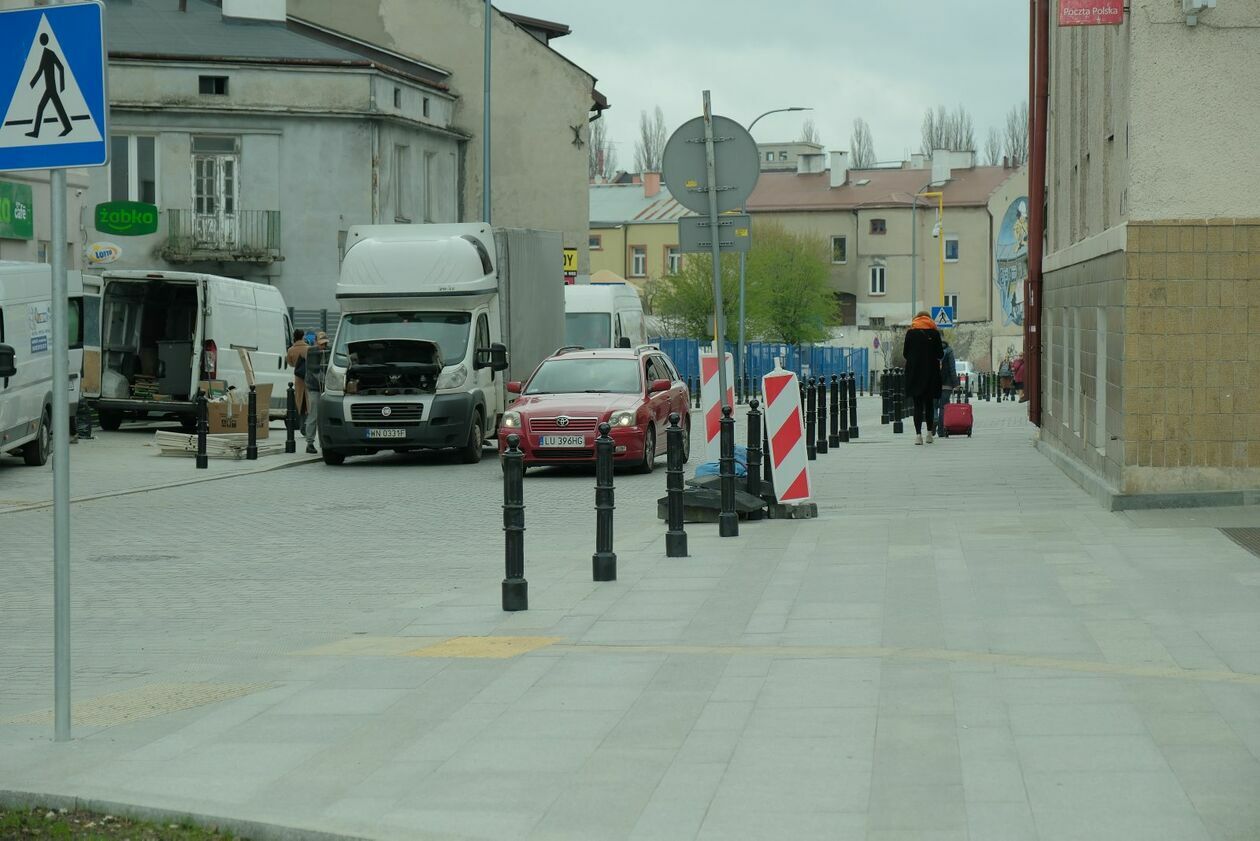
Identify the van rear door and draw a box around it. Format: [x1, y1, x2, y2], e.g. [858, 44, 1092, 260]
[80, 274, 102, 399]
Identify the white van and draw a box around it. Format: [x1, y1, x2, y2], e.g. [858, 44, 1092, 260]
[0, 262, 84, 466]
[82, 270, 291, 429]
[564, 283, 647, 349]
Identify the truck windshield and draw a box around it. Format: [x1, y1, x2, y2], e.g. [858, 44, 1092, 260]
[526, 358, 642, 395]
[333, 312, 471, 366]
[564, 312, 611, 349]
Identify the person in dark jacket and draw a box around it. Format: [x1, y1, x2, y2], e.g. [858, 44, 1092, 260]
[902, 311, 944, 444]
[938, 340, 958, 432]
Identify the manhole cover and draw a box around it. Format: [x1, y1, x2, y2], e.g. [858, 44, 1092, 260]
[1222, 528, 1260, 559]
[90, 553, 177, 563]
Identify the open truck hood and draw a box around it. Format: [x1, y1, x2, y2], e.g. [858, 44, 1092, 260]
[345, 338, 444, 395]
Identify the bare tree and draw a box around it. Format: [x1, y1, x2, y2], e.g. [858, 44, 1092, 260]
[634, 106, 668, 172]
[984, 126, 1003, 166]
[1004, 101, 1029, 165]
[588, 118, 618, 181]
[850, 118, 876, 169]
[921, 104, 976, 154]
[799, 118, 821, 144]
[948, 105, 975, 152]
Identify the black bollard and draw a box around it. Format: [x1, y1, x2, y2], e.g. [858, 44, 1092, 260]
[805, 378, 817, 461]
[829, 374, 840, 447]
[893, 369, 905, 434]
[694, 380, 701, 409]
[284, 382, 297, 454]
[665, 413, 688, 557]
[816, 377, 829, 455]
[745, 400, 764, 521]
[964, 374, 971, 404]
[501, 434, 528, 610]
[592, 423, 617, 581]
[246, 384, 259, 461]
[848, 372, 860, 439]
[718, 405, 739, 537]
[881, 370, 891, 425]
[195, 391, 208, 470]
[839, 372, 850, 443]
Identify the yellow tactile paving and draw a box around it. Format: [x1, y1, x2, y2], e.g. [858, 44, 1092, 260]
[405, 636, 563, 659]
[5, 682, 269, 726]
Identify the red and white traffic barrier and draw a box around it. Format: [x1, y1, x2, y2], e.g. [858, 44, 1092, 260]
[761, 363, 812, 503]
[699, 350, 734, 462]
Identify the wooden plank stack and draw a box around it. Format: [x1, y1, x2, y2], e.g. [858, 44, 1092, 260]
[153, 430, 287, 460]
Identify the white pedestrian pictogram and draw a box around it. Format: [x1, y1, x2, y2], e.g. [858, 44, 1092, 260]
[0, 14, 102, 149]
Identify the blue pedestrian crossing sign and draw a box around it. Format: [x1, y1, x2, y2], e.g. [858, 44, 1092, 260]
[931, 306, 955, 328]
[0, 2, 107, 173]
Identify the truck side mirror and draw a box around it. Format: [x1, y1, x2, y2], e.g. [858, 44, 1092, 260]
[0, 344, 15, 380]
[617, 336, 631, 349]
[474, 343, 510, 372]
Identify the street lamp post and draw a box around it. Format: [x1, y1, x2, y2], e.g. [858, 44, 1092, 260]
[739, 106, 811, 398]
[910, 186, 946, 320]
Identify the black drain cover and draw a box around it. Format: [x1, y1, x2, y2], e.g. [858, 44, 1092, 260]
[1221, 529, 1260, 558]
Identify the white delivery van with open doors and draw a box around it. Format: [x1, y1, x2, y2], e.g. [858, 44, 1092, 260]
[0, 262, 85, 467]
[81, 270, 291, 430]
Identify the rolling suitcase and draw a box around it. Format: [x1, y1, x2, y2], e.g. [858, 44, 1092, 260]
[941, 401, 973, 438]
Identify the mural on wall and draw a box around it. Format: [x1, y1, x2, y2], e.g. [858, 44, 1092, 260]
[994, 197, 1028, 327]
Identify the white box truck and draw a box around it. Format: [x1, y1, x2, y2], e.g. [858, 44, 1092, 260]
[318, 223, 563, 465]
[81, 270, 291, 430]
[0, 262, 85, 467]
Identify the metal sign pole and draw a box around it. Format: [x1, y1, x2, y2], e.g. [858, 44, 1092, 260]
[51, 168, 70, 742]
[701, 91, 730, 410]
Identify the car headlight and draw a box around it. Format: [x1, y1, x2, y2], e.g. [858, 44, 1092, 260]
[436, 365, 468, 390]
[501, 410, 522, 429]
[609, 410, 637, 428]
[324, 366, 346, 395]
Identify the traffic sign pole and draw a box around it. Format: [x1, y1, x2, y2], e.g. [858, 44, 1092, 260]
[51, 165, 70, 742]
[701, 91, 730, 411]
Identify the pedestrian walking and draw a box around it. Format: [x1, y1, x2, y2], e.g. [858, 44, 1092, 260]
[302, 332, 329, 453]
[938, 339, 958, 432]
[1012, 353, 1027, 403]
[902, 311, 944, 445]
[286, 329, 310, 431]
[999, 354, 1014, 399]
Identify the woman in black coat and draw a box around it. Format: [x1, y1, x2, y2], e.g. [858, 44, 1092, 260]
[902, 311, 944, 444]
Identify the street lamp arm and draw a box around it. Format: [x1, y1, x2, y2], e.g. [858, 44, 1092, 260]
[747, 106, 812, 132]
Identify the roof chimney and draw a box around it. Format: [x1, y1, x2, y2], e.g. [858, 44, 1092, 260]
[911, 153, 926, 170]
[643, 171, 661, 199]
[222, 0, 286, 22]
[796, 153, 825, 175]
[829, 150, 849, 189]
[931, 148, 950, 187]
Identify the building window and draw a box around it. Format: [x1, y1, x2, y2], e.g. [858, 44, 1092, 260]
[666, 245, 681, 274]
[109, 135, 157, 204]
[424, 151, 439, 222]
[198, 75, 228, 95]
[588, 234, 602, 250]
[630, 245, 646, 277]
[393, 145, 411, 222]
[830, 235, 847, 264]
[778, 151, 788, 161]
[423, 97, 431, 118]
[944, 293, 959, 315]
[944, 235, 960, 262]
[393, 87, 402, 108]
[869, 316, 886, 328]
[765, 151, 774, 162]
[869, 265, 886, 296]
[870, 218, 886, 235]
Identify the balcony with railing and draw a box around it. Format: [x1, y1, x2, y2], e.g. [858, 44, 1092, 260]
[161, 209, 282, 264]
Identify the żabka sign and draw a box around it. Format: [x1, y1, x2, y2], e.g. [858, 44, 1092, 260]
[95, 201, 159, 236]
[1058, 0, 1124, 25]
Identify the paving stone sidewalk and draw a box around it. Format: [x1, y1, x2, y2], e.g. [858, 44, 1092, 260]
[2, 396, 1259, 841]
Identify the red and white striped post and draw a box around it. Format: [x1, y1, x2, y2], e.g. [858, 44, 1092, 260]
[699, 349, 735, 463]
[760, 363, 813, 505]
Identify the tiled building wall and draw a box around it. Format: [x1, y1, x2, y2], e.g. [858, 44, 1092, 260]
[1043, 220, 1260, 501]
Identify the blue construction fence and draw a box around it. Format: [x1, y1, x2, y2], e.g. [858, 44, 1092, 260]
[650, 337, 870, 389]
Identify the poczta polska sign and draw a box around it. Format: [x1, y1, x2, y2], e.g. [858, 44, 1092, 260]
[94, 200, 158, 236]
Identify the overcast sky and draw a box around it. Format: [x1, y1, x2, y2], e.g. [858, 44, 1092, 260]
[502, 0, 1029, 167]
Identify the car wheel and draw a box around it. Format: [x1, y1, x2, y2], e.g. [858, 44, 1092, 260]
[636, 425, 657, 474]
[460, 411, 484, 465]
[322, 449, 346, 466]
[97, 411, 122, 431]
[23, 408, 51, 467]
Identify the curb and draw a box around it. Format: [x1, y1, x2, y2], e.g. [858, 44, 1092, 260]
[0, 455, 321, 516]
[0, 789, 370, 841]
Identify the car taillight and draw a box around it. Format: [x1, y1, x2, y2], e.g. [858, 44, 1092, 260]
[203, 340, 217, 379]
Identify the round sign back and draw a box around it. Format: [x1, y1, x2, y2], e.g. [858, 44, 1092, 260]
[662, 115, 760, 215]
